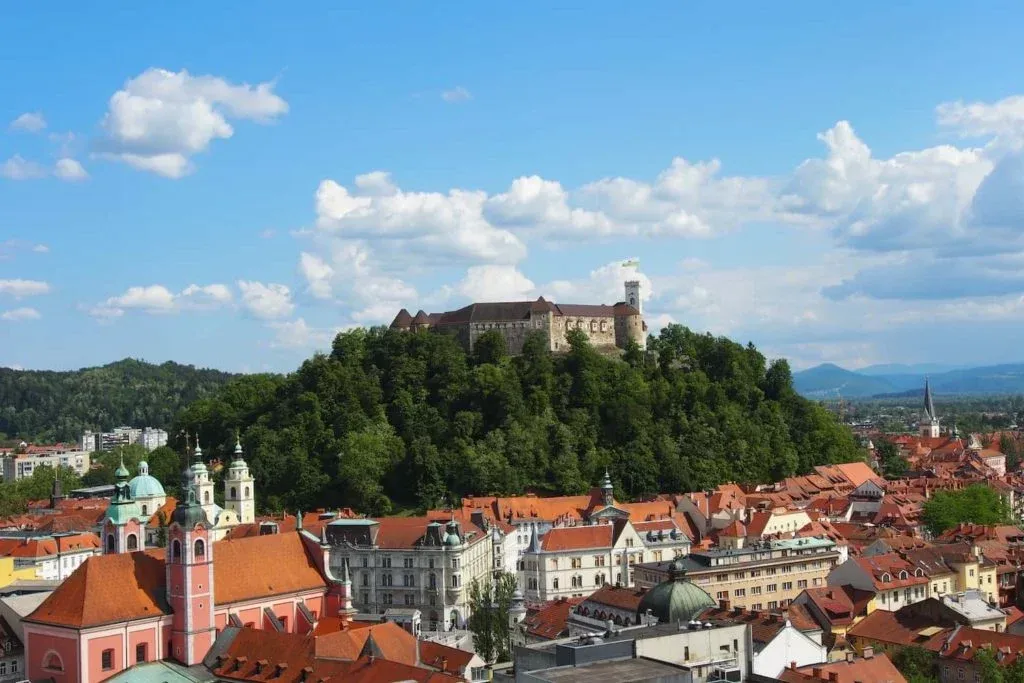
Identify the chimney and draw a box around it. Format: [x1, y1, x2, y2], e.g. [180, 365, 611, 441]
[862, 645, 874, 659]
[790, 661, 797, 670]
[719, 599, 731, 611]
[846, 651, 855, 663]
[829, 673, 839, 682]
[812, 667, 823, 679]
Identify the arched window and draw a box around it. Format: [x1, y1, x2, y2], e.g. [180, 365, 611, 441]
[106, 534, 115, 553]
[244, 487, 250, 498]
[141, 504, 148, 515]
[172, 539, 181, 561]
[127, 534, 138, 551]
[553, 578, 559, 590]
[203, 491, 210, 504]
[230, 487, 237, 499]
[42, 651, 63, 672]
[194, 539, 206, 559]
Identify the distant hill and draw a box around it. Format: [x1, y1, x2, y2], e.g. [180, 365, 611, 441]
[794, 362, 1024, 399]
[857, 363, 961, 377]
[0, 359, 239, 442]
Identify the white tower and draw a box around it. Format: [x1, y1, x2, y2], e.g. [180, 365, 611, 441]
[625, 280, 642, 314]
[920, 378, 940, 439]
[224, 436, 256, 524]
[190, 442, 218, 522]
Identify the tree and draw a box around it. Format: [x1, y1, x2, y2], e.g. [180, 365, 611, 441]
[1001, 434, 1021, 472]
[923, 484, 1013, 537]
[893, 645, 938, 683]
[473, 331, 508, 366]
[876, 438, 907, 479]
[467, 572, 519, 664]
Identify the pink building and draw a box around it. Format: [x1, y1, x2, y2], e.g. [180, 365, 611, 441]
[21, 463, 349, 682]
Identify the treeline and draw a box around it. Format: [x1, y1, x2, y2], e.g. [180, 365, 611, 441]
[176, 325, 864, 515]
[0, 359, 237, 442]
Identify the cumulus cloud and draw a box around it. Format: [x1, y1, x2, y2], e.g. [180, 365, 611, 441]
[937, 95, 1024, 139]
[89, 283, 232, 317]
[0, 279, 50, 297]
[1, 155, 46, 180]
[268, 318, 337, 349]
[9, 112, 46, 133]
[441, 86, 472, 103]
[237, 280, 294, 319]
[54, 158, 88, 181]
[454, 265, 536, 301]
[1, 307, 41, 321]
[98, 68, 288, 177]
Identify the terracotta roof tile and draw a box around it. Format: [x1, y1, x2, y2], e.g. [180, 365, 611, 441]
[540, 525, 613, 551]
[524, 597, 582, 639]
[418, 640, 474, 673]
[314, 621, 417, 665]
[578, 585, 647, 612]
[778, 652, 906, 683]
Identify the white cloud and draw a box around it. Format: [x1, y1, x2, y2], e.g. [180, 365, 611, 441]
[937, 95, 1024, 139]
[89, 283, 232, 318]
[32, 244, 49, 253]
[9, 112, 46, 133]
[54, 158, 88, 181]
[268, 318, 336, 349]
[1, 307, 41, 321]
[441, 86, 472, 103]
[1, 155, 45, 180]
[99, 68, 288, 177]
[455, 265, 536, 301]
[543, 260, 654, 308]
[299, 251, 335, 300]
[0, 279, 50, 297]
[237, 280, 294, 319]
[354, 171, 398, 196]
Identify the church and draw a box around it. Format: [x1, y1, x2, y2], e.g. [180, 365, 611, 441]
[21, 441, 353, 683]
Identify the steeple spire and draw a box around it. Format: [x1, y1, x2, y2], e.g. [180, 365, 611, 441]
[923, 377, 937, 421]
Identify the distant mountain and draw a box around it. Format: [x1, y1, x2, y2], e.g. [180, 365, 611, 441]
[793, 362, 1024, 399]
[790, 363, 899, 399]
[857, 363, 962, 377]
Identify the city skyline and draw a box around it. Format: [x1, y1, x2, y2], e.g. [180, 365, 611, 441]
[3, 2, 1024, 373]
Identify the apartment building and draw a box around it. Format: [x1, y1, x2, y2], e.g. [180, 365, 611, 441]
[521, 517, 691, 603]
[635, 537, 841, 611]
[80, 426, 168, 453]
[1, 449, 90, 481]
[324, 516, 492, 631]
[0, 532, 101, 581]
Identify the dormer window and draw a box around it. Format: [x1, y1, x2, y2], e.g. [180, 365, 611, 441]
[899, 570, 909, 580]
[881, 572, 892, 582]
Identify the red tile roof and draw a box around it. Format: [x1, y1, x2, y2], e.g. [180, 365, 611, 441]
[846, 609, 951, 649]
[936, 626, 1024, 666]
[313, 621, 417, 665]
[579, 585, 647, 612]
[418, 640, 475, 674]
[523, 597, 582, 640]
[27, 530, 326, 628]
[852, 554, 929, 590]
[778, 652, 906, 683]
[540, 524, 614, 552]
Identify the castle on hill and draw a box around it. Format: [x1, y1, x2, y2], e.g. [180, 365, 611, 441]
[390, 279, 648, 354]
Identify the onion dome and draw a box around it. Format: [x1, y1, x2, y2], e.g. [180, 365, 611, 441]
[114, 457, 130, 481]
[128, 461, 166, 499]
[636, 560, 715, 624]
[231, 435, 246, 466]
[444, 519, 462, 546]
[171, 487, 209, 529]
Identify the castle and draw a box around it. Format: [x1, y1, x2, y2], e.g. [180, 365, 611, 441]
[390, 279, 647, 354]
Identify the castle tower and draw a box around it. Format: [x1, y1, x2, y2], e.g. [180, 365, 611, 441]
[102, 457, 145, 554]
[224, 436, 255, 524]
[625, 280, 642, 314]
[166, 488, 215, 665]
[189, 441, 218, 522]
[921, 378, 941, 439]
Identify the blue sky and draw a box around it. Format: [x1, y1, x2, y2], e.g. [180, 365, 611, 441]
[3, 2, 1024, 372]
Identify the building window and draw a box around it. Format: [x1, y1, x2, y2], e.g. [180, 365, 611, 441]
[244, 486, 250, 497]
[194, 539, 205, 559]
[136, 643, 147, 663]
[716, 591, 728, 599]
[451, 575, 460, 588]
[230, 487, 237, 498]
[204, 491, 211, 504]
[42, 652, 63, 672]
[172, 539, 181, 561]
[382, 556, 392, 568]
[101, 648, 114, 671]
[404, 557, 414, 569]
[141, 504, 148, 515]
[127, 534, 138, 551]
[553, 578, 559, 590]
[571, 557, 582, 569]
[767, 584, 777, 593]
[362, 573, 368, 587]
[106, 534, 115, 553]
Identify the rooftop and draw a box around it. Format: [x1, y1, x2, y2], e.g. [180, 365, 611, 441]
[527, 656, 690, 683]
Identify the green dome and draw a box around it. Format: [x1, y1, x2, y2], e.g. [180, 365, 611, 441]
[114, 461, 130, 479]
[128, 461, 166, 499]
[172, 488, 210, 529]
[637, 562, 715, 624]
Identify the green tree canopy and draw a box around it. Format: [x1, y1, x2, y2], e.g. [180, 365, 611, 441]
[922, 484, 1013, 536]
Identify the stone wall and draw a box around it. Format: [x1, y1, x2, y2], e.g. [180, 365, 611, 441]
[551, 315, 618, 351]
[614, 313, 645, 349]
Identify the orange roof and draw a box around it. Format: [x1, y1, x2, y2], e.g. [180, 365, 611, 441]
[418, 640, 475, 673]
[0, 532, 100, 558]
[540, 524, 613, 551]
[853, 554, 928, 590]
[27, 530, 327, 629]
[314, 621, 417, 665]
[719, 519, 747, 537]
[524, 597, 582, 639]
[778, 652, 906, 683]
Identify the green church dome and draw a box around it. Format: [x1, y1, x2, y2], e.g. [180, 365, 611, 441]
[636, 560, 715, 624]
[128, 461, 166, 499]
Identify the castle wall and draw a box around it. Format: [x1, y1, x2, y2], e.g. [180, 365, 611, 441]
[466, 311, 552, 355]
[614, 313, 645, 349]
[552, 315, 618, 351]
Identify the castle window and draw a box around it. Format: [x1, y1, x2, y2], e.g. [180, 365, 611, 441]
[600, 321, 607, 332]
[127, 534, 138, 551]
[194, 539, 206, 559]
[590, 320, 596, 332]
[172, 540, 181, 561]
[106, 534, 115, 553]
[230, 487, 237, 499]
[42, 652, 63, 672]
[101, 648, 114, 671]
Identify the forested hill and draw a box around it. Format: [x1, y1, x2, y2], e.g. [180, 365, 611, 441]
[0, 359, 238, 442]
[176, 325, 864, 514]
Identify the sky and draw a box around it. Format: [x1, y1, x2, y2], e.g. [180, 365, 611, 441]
[3, 2, 1024, 373]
